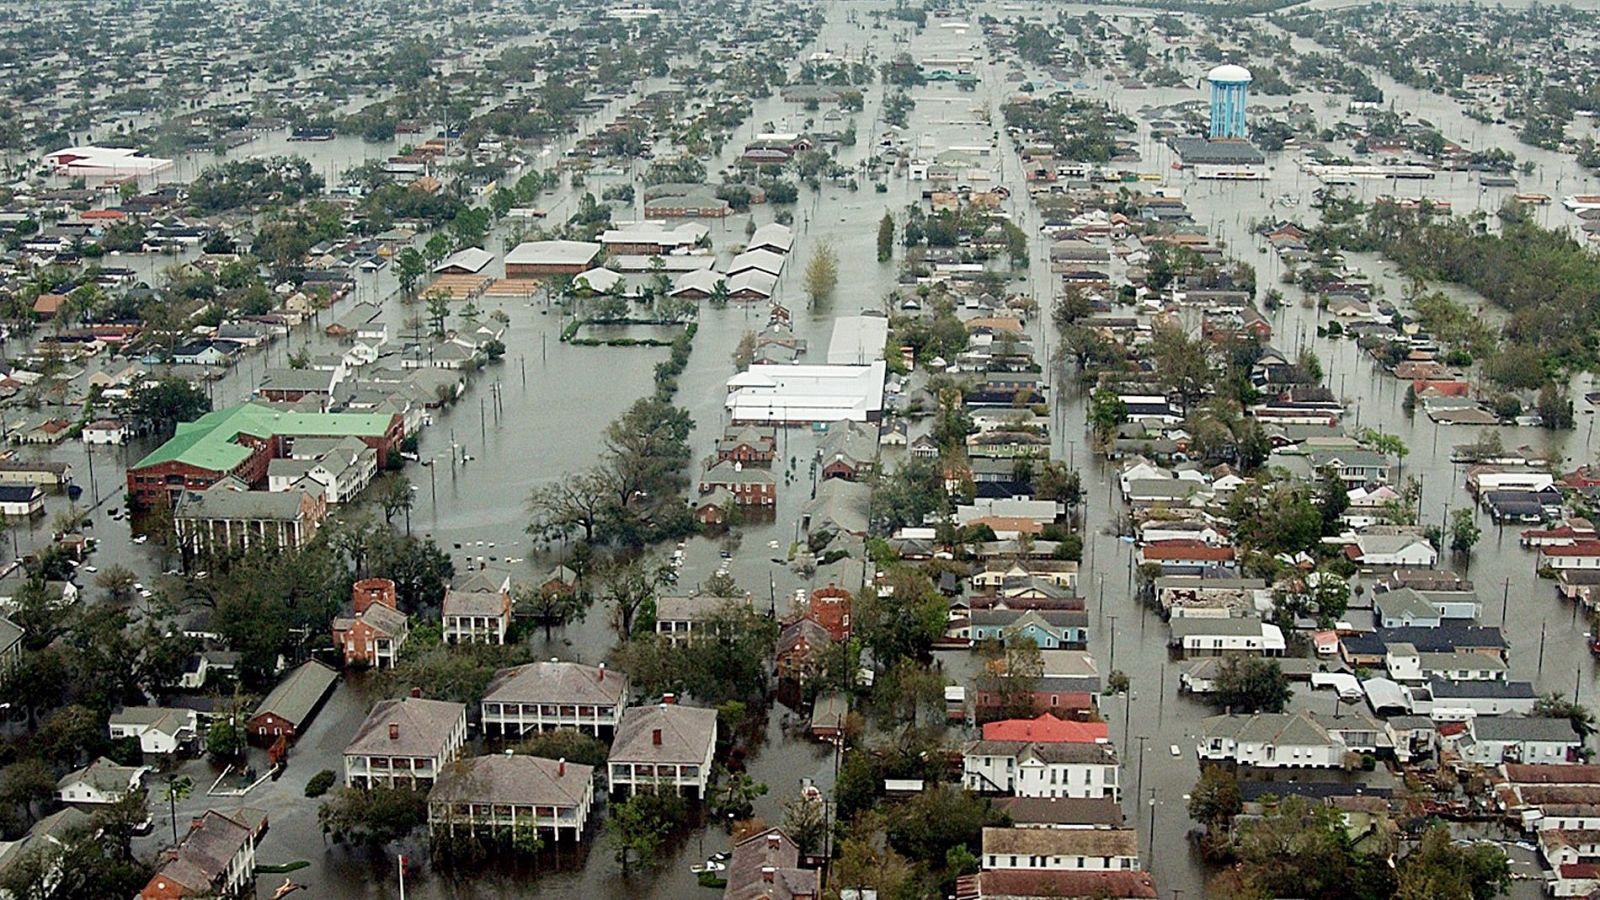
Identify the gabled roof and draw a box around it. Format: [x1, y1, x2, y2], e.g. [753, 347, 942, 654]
[133, 403, 396, 472]
[251, 659, 338, 726]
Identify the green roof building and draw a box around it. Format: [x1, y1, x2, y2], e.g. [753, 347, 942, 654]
[127, 403, 402, 508]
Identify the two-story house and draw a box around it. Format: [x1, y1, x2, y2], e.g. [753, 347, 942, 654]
[428, 755, 595, 844]
[608, 702, 718, 799]
[343, 697, 468, 789]
[441, 571, 512, 645]
[963, 740, 1121, 801]
[139, 810, 256, 900]
[481, 660, 629, 739]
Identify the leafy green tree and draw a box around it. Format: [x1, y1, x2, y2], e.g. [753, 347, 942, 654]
[512, 728, 610, 768]
[1188, 764, 1242, 837]
[395, 247, 426, 298]
[305, 770, 336, 798]
[854, 567, 947, 664]
[782, 795, 828, 858]
[513, 581, 591, 641]
[1212, 657, 1292, 713]
[205, 717, 246, 760]
[886, 783, 1002, 864]
[1395, 826, 1509, 899]
[710, 769, 767, 821]
[1449, 507, 1481, 555]
[606, 785, 686, 872]
[1089, 389, 1127, 443]
[318, 786, 429, 846]
[1533, 693, 1595, 738]
[804, 242, 839, 307]
[877, 212, 895, 262]
[118, 377, 211, 441]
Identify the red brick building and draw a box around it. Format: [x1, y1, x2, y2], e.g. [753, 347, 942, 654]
[332, 578, 409, 669]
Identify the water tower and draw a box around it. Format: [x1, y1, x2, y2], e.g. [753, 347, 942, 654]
[1207, 64, 1252, 140]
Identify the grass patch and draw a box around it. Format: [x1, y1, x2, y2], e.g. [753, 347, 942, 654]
[258, 861, 311, 874]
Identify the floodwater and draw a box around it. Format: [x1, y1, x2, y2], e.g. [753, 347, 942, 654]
[25, 0, 1600, 897]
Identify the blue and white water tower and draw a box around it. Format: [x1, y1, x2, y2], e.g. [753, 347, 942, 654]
[1207, 64, 1252, 140]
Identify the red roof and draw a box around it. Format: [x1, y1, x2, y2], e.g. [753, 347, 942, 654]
[80, 209, 126, 220]
[975, 870, 1157, 900]
[983, 713, 1109, 744]
[1140, 540, 1234, 562]
[1437, 721, 1468, 737]
[1560, 863, 1600, 879]
[1504, 764, 1600, 784]
[1540, 541, 1600, 557]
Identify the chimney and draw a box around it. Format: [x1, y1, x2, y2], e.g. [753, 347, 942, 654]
[652, 728, 662, 746]
[388, 723, 399, 740]
[761, 866, 776, 883]
[662, 693, 676, 705]
[767, 833, 782, 850]
[410, 686, 422, 699]
[558, 757, 566, 777]
[598, 663, 605, 681]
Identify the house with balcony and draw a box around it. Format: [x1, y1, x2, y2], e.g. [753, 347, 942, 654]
[441, 571, 512, 645]
[342, 697, 468, 789]
[608, 702, 717, 798]
[428, 755, 595, 844]
[963, 739, 1120, 800]
[481, 660, 629, 739]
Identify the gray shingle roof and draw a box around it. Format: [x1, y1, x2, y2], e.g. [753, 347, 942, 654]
[251, 660, 337, 727]
[610, 704, 716, 766]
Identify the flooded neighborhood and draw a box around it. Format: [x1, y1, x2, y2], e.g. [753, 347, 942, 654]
[6, 0, 1600, 897]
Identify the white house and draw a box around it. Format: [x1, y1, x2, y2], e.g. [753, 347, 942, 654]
[1168, 616, 1285, 658]
[1197, 711, 1388, 768]
[1459, 717, 1581, 766]
[1385, 642, 1423, 682]
[108, 706, 197, 756]
[55, 757, 146, 806]
[80, 419, 128, 445]
[981, 826, 1140, 872]
[962, 740, 1120, 801]
[1343, 534, 1439, 568]
[481, 660, 629, 738]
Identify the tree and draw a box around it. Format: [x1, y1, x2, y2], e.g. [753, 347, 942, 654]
[205, 716, 246, 760]
[1317, 466, 1349, 534]
[95, 565, 137, 602]
[853, 567, 947, 665]
[704, 571, 741, 598]
[526, 468, 614, 545]
[885, 783, 1002, 864]
[1089, 388, 1127, 443]
[877, 212, 895, 262]
[1188, 764, 1242, 837]
[606, 784, 685, 872]
[803, 242, 839, 307]
[423, 232, 452, 265]
[318, 786, 429, 846]
[0, 760, 58, 832]
[512, 728, 610, 768]
[305, 770, 336, 798]
[1538, 383, 1576, 430]
[782, 795, 828, 858]
[1396, 824, 1510, 900]
[1220, 795, 1394, 898]
[710, 769, 768, 821]
[602, 556, 672, 638]
[376, 474, 414, 530]
[395, 247, 426, 298]
[1449, 507, 1481, 555]
[425, 291, 451, 335]
[1151, 322, 1212, 412]
[1533, 693, 1596, 738]
[1212, 656, 1292, 713]
[1361, 428, 1410, 472]
[512, 581, 590, 641]
[118, 377, 211, 441]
